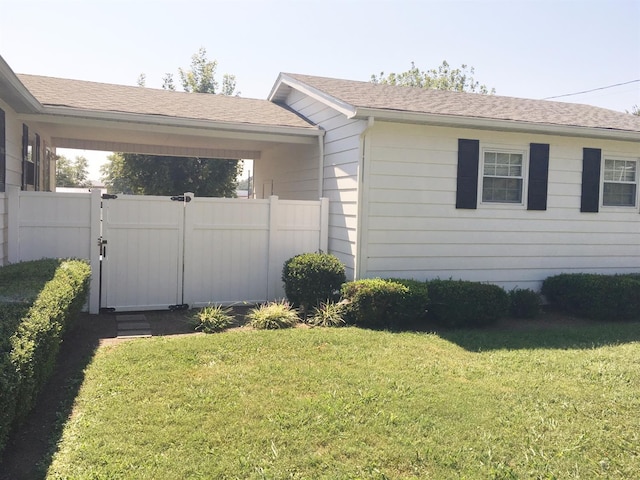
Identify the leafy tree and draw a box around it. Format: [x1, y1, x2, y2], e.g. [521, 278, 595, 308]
[101, 153, 240, 196]
[102, 48, 241, 197]
[56, 155, 91, 188]
[631, 105, 640, 116]
[371, 60, 495, 94]
[162, 73, 176, 91]
[160, 47, 238, 96]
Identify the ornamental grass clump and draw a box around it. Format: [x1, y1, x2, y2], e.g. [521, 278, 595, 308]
[308, 300, 347, 327]
[246, 300, 300, 330]
[190, 304, 235, 333]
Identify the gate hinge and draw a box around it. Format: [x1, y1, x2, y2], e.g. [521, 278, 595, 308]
[169, 304, 189, 311]
[170, 195, 192, 202]
[102, 194, 118, 200]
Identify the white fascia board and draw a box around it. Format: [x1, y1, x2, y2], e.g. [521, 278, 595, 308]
[269, 73, 358, 119]
[0, 57, 42, 113]
[353, 108, 640, 143]
[22, 106, 323, 143]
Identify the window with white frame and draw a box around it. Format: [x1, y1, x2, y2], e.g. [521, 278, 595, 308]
[481, 150, 524, 203]
[603, 158, 637, 207]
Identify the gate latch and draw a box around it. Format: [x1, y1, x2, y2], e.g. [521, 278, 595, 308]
[170, 195, 192, 203]
[98, 237, 107, 257]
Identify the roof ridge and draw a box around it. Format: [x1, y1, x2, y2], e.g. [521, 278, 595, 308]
[279, 72, 640, 134]
[283, 72, 632, 114]
[16, 73, 268, 102]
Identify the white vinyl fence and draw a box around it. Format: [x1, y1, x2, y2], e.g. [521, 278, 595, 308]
[7, 187, 328, 313]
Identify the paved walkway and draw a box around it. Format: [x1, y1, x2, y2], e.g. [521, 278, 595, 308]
[116, 313, 152, 338]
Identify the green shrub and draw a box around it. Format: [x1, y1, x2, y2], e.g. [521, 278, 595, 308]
[282, 253, 346, 313]
[190, 304, 234, 333]
[308, 300, 347, 327]
[0, 259, 90, 458]
[387, 278, 430, 327]
[341, 279, 408, 329]
[542, 273, 640, 320]
[246, 300, 300, 329]
[427, 279, 509, 328]
[508, 288, 541, 319]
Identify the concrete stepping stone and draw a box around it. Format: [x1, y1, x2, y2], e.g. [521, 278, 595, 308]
[116, 314, 151, 338]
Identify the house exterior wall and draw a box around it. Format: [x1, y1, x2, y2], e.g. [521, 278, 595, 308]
[0, 98, 56, 265]
[278, 89, 368, 279]
[360, 121, 640, 290]
[254, 142, 319, 200]
[1, 98, 23, 265]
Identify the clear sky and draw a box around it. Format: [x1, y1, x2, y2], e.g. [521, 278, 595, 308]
[1, 0, 639, 179]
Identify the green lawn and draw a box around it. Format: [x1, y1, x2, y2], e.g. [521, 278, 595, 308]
[47, 324, 640, 479]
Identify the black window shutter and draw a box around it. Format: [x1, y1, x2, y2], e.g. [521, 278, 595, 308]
[34, 133, 41, 190]
[456, 139, 479, 209]
[0, 109, 5, 192]
[527, 143, 550, 210]
[581, 148, 601, 213]
[22, 124, 29, 190]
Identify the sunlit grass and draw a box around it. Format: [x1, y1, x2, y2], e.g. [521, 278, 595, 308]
[47, 325, 640, 479]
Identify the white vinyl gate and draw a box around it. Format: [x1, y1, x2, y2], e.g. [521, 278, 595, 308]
[8, 188, 328, 313]
[100, 194, 186, 311]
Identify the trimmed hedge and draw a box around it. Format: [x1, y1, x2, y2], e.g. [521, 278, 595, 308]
[0, 259, 91, 458]
[427, 279, 509, 328]
[387, 278, 430, 327]
[341, 279, 409, 329]
[282, 252, 346, 312]
[508, 288, 541, 319]
[542, 273, 640, 320]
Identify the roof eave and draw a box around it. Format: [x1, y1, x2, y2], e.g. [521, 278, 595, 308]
[269, 73, 358, 118]
[0, 56, 42, 113]
[29, 105, 324, 139]
[353, 108, 640, 142]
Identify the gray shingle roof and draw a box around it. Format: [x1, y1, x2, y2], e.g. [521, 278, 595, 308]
[284, 73, 640, 134]
[18, 74, 315, 129]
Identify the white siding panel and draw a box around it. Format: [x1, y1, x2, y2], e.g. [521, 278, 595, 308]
[283, 90, 367, 280]
[254, 142, 319, 200]
[0, 194, 6, 265]
[1, 101, 23, 264]
[361, 122, 640, 290]
[1, 99, 22, 190]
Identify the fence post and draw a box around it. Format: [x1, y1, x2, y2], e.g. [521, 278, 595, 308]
[7, 186, 20, 263]
[319, 197, 329, 253]
[266, 195, 279, 301]
[88, 189, 102, 314]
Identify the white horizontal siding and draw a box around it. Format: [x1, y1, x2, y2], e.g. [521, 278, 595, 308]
[283, 89, 367, 279]
[2, 99, 23, 191]
[254, 142, 319, 200]
[1, 100, 24, 265]
[0, 193, 6, 265]
[361, 122, 640, 291]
